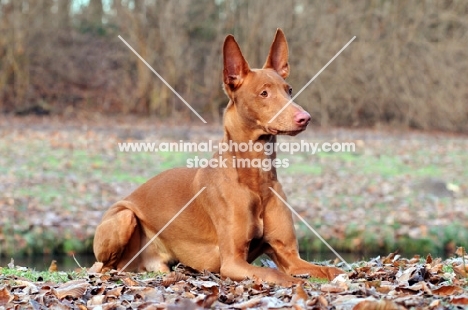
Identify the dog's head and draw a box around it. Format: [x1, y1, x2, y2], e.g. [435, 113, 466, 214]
[223, 29, 310, 138]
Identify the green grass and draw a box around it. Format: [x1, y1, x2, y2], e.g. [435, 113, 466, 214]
[280, 150, 445, 179]
[4, 139, 458, 185]
[0, 267, 88, 283]
[296, 221, 468, 257]
[442, 264, 454, 273]
[1, 134, 467, 257]
[0, 266, 170, 285]
[307, 277, 328, 284]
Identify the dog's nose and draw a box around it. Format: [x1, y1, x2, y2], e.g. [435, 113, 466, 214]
[294, 111, 311, 126]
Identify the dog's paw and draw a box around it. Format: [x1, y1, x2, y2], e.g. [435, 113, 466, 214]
[322, 266, 345, 280]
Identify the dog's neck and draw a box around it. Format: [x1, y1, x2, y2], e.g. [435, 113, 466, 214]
[220, 103, 279, 192]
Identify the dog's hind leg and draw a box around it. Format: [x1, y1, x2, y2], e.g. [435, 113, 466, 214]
[93, 201, 140, 271]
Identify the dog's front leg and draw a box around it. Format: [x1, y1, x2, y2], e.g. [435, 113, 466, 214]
[263, 184, 344, 280]
[208, 186, 301, 286]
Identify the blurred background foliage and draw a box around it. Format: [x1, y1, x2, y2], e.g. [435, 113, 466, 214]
[0, 0, 467, 131]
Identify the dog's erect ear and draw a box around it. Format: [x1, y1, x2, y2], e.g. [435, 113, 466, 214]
[263, 29, 290, 79]
[223, 35, 250, 90]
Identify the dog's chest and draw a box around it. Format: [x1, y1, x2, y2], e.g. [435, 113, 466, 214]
[248, 193, 267, 239]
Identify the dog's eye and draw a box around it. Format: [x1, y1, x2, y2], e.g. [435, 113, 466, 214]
[260, 90, 268, 97]
[288, 87, 293, 96]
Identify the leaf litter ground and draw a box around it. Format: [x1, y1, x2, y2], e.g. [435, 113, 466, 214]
[1, 251, 468, 309]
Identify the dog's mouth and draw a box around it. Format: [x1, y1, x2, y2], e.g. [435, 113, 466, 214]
[266, 126, 306, 136]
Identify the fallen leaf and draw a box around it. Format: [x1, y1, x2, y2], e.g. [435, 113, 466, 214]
[354, 299, 405, 310]
[0, 286, 11, 305]
[105, 286, 123, 297]
[87, 262, 103, 273]
[53, 280, 89, 300]
[48, 260, 58, 272]
[14, 280, 39, 295]
[292, 285, 308, 302]
[453, 263, 468, 278]
[451, 295, 468, 305]
[426, 254, 432, 264]
[232, 296, 263, 308]
[317, 295, 328, 307]
[122, 277, 140, 286]
[432, 285, 464, 296]
[87, 295, 105, 306]
[162, 272, 189, 287]
[455, 247, 466, 257]
[321, 284, 345, 293]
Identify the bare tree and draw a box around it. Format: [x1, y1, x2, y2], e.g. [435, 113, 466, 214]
[11, 0, 30, 112]
[58, 0, 71, 29]
[89, 0, 104, 27]
[0, 0, 466, 131]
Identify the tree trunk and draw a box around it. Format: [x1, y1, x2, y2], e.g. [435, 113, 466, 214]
[58, 0, 71, 29]
[11, 0, 30, 112]
[89, 0, 103, 27]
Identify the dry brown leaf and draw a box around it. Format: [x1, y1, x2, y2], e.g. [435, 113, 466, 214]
[306, 297, 317, 307]
[105, 286, 123, 297]
[0, 286, 11, 305]
[429, 299, 441, 307]
[292, 284, 308, 302]
[382, 252, 397, 264]
[375, 285, 394, 294]
[53, 280, 89, 300]
[48, 260, 58, 272]
[402, 281, 432, 294]
[161, 272, 189, 287]
[426, 254, 432, 264]
[356, 266, 371, 274]
[396, 266, 416, 284]
[455, 247, 466, 257]
[234, 285, 244, 295]
[331, 273, 350, 290]
[451, 295, 468, 305]
[138, 303, 168, 309]
[432, 285, 464, 296]
[14, 280, 39, 295]
[196, 290, 218, 308]
[124, 286, 163, 303]
[453, 263, 468, 278]
[430, 263, 443, 274]
[88, 262, 104, 274]
[100, 274, 111, 282]
[354, 299, 405, 310]
[317, 295, 328, 307]
[122, 277, 140, 286]
[188, 279, 219, 289]
[87, 295, 105, 306]
[321, 284, 345, 293]
[365, 280, 381, 288]
[232, 296, 263, 308]
[432, 257, 442, 265]
[409, 255, 421, 264]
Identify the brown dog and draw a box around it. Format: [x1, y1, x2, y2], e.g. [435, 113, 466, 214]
[94, 29, 343, 285]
